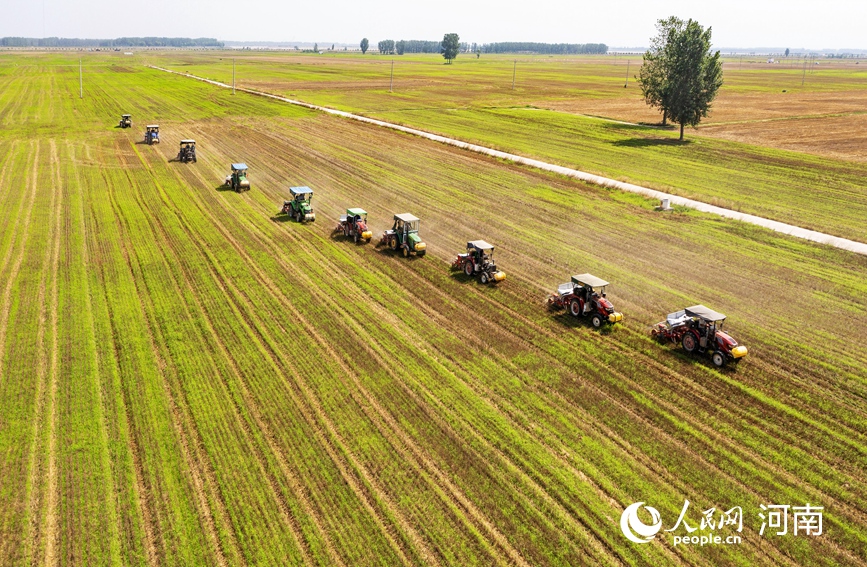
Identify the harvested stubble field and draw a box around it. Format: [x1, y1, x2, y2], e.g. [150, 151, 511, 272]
[0, 53, 866, 566]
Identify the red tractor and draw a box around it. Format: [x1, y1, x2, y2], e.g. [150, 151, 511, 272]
[451, 240, 506, 284]
[335, 208, 373, 243]
[547, 273, 623, 328]
[651, 305, 748, 367]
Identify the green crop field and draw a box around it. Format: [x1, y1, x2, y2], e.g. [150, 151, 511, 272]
[0, 52, 865, 566]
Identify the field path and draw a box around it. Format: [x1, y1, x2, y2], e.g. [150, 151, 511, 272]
[150, 66, 867, 256]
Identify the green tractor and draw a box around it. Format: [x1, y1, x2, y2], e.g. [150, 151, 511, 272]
[225, 163, 250, 192]
[119, 114, 132, 128]
[379, 213, 426, 257]
[280, 186, 316, 222]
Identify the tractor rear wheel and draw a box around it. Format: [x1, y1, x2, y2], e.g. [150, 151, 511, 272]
[464, 262, 473, 276]
[712, 352, 726, 367]
[682, 333, 698, 353]
[569, 299, 583, 317]
[591, 314, 603, 328]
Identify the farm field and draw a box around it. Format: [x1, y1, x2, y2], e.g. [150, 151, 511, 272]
[0, 53, 866, 566]
[151, 51, 867, 242]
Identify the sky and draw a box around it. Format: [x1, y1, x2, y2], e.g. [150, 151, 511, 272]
[3, 0, 865, 50]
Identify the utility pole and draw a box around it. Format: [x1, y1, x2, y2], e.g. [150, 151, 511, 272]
[624, 60, 630, 87]
[232, 58, 235, 95]
[79, 59, 83, 98]
[389, 59, 394, 92]
[511, 59, 516, 90]
[802, 57, 807, 86]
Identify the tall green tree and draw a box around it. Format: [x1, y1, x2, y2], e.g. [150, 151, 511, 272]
[639, 17, 723, 140]
[441, 33, 460, 64]
[360, 37, 369, 54]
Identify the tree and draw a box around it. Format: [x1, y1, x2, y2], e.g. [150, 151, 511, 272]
[785, 47, 790, 57]
[638, 17, 723, 140]
[313, 43, 318, 52]
[441, 33, 460, 64]
[360, 38, 369, 54]
[395, 40, 406, 55]
[378, 39, 395, 55]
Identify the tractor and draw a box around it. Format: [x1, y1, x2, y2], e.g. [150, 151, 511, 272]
[225, 163, 250, 192]
[451, 240, 505, 283]
[119, 114, 132, 128]
[335, 208, 372, 243]
[547, 273, 623, 328]
[144, 125, 160, 145]
[280, 186, 316, 222]
[651, 305, 748, 367]
[177, 140, 197, 163]
[379, 213, 426, 257]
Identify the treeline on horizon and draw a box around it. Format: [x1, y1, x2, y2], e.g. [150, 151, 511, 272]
[0, 37, 223, 48]
[382, 39, 608, 55]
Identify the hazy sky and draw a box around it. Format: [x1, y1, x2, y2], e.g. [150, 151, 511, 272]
[3, 0, 865, 49]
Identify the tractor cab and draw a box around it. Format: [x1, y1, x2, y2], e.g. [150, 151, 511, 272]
[119, 114, 132, 128]
[177, 140, 197, 163]
[144, 125, 160, 145]
[226, 163, 250, 192]
[652, 305, 748, 367]
[452, 240, 505, 283]
[381, 213, 426, 257]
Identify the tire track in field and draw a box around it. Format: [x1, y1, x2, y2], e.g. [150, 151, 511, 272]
[124, 154, 317, 567]
[64, 141, 127, 567]
[0, 141, 37, 382]
[150, 154, 443, 567]
[168, 173, 531, 567]
[43, 140, 63, 567]
[109, 142, 243, 567]
[102, 161, 230, 567]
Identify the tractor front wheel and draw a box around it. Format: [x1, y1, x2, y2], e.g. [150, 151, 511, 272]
[569, 299, 583, 317]
[296, 212, 302, 223]
[682, 333, 698, 353]
[712, 352, 726, 367]
[353, 232, 359, 243]
[464, 262, 473, 277]
[591, 314, 603, 328]
[480, 273, 489, 284]
[390, 237, 398, 250]
[402, 246, 409, 257]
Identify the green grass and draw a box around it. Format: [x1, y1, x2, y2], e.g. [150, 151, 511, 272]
[0, 54, 865, 566]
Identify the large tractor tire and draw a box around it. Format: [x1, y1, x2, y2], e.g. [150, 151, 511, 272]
[591, 314, 603, 328]
[353, 233, 359, 243]
[390, 237, 398, 250]
[464, 262, 474, 277]
[569, 298, 583, 317]
[295, 211, 302, 223]
[712, 351, 726, 367]
[682, 332, 698, 353]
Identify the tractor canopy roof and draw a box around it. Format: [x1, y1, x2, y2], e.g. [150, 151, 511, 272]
[180, 139, 196, 145]
[685, 305, 726, 322]
[146, 125, 159, 129]
[231, 163, 248, 171]
[394, 213, 419, 223]
[347, 207, 367, 216]
[290, 186, 313, 195]
[122, 114, 131, 118]
[571, 273, 609, 289]
[467, 240, 494, 251]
